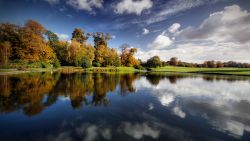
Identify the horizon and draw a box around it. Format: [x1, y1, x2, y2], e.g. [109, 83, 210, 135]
[0, 0, 250, 63]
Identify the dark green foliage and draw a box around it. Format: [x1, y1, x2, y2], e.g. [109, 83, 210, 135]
[146, 56, 162, 68]
[81, 57, 91, 68]
[46, 30, 59, 48]
[93, 61, 101, 67]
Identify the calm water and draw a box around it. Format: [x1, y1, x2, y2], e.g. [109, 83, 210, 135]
[0, 72, 250, 141]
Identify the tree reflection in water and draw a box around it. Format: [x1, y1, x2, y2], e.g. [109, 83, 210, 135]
[0, 72, 141, 116]
[0, 72, 249, 117]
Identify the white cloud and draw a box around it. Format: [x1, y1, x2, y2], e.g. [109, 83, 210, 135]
[148, 34, 173, 50]
[56, 33, 70, 40]
[67, 0, 103, 11]
[138, 5, 250, 63]
[146, 0, 222, 24]
[76, 123, 112, 141]
[114, 0, 153, 15]
[179, 5, 250, 44]
[172, 107, 186, 118]
[121, 122, 160, 139]
[45, 0, 60, 5]
[134, 74, 250, 138]
[142, 28, 150, 35]
[168, 23, 181, 33]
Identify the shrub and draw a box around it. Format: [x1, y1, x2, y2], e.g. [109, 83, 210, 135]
[93, 61, 101, 67]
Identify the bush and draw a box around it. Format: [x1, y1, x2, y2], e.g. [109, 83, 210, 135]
[81, 58, 91, 68]
[53, 59, 61, 68]
[93, 61, 101, 67]
[41, 62, 51, 68]
[134, 65, 145, 70]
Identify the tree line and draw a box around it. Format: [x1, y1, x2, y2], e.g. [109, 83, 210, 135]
[1, 19, 249, 69]
[142, 56, 250, 68]
[0, 20, 139, 68]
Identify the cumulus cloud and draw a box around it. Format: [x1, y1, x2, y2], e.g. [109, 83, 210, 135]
[168, 23, 181, 33]
[179, 5, 250, 43]
[146, 0, 222, 24]
[76, 123, 112, 141]
[138, 5, 250, 63]
[133, 74, 250, 138]
[148, 34, 173, 50]
[172, 106, 186, 118]
[67, 0, 103, 11]
[121, 122, 160, 139]
[56, 33, 70, 40]
[114, 0, 153, 15]
[142, 28, 150, 35]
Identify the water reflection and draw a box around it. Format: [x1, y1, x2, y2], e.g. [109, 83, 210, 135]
[0, 72, 250, 141]
[0, 72, 140, 115]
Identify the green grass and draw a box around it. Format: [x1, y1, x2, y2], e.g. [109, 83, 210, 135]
[84, 67, 144, 73]
[150, 66, 250, 76]
[2, 66, 250, 76]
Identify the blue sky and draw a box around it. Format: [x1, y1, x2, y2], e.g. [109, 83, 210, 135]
[0, 0, 250, 62]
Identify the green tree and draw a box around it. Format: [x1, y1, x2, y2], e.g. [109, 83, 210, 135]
[46, 30, 59, 48]
[169, 57, 178, 66]
[146, 56, 162, 68]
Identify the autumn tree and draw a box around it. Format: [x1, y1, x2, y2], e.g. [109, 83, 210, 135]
[92, 32, 111, 48]
[25, 20, 45, 36]
[120, 44, 139, 67]
[0, 23, 21, 60]
[71, 28, 89, 44]
[92, 32, 115, 66]
[0, 42, 12, 66]
[16, 20, 58, 66]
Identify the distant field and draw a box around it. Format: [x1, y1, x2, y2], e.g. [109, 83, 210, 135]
[150, 66, 250, 76]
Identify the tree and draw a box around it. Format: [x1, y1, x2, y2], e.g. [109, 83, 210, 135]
[216, 61, 224, 68]
[120, 44, 139, 67]
[0, 23, 21, 60]
[207, 60, 217, 68]
[0, 41, 12, 66]
[82, 44, 95, 67]
[92, 32, 113, 66]
[169, 57, 178, 66]
[25, 20, 45, 36]
[146, 56, 162, 68]
[71, 28, 89, 44]
[92, 32, 111, 48]
[46, 30, 59, 49]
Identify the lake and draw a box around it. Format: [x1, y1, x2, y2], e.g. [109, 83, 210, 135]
[0, 72, 250, 141]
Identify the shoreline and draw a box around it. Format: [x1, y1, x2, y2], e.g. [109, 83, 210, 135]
[1, 66, 250, 76]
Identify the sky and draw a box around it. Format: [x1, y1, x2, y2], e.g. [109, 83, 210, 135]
[0, 0, 250, 63]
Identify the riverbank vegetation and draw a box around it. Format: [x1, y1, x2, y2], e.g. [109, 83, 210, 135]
[0, 20, 139, 69]
[1, 19, 250, 75]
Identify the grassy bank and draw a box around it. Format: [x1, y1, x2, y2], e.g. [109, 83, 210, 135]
[150, 66, 250, 76]
[84, 67, 144, 73]
[1, 66, 250, 76]
[0, 66, 143, 75]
